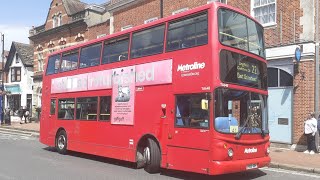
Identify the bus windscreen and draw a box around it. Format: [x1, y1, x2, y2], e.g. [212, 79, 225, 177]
[220, 50, 267, 90]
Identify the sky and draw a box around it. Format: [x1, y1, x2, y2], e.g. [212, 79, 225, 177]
[0, 0, 108, 50]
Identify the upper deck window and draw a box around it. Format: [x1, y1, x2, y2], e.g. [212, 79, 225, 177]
[167, 12, 208, 52]
[218, 9, 265, 58]
[79, 43, 102, 68]
[131, 25, 165, 59]
[61, 49, 79, 72]
[46, 54, 61, 75]
[102, 36, 129, 64]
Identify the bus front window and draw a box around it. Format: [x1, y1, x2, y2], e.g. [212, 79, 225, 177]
[218, 8, 265, 58]
[214, 88, 268, 136]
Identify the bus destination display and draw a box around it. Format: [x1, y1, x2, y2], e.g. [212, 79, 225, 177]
[237, 61, 258, 83]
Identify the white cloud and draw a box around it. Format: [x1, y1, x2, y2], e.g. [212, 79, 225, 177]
[0, 25, 30, 51]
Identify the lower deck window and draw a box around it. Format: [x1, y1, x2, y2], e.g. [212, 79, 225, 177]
[100, 96, 111, 121]
[76, 97, 98, 120]
[58, 99, 75, 120]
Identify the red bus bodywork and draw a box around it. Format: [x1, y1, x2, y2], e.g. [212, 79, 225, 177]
[40, 2, 270, 175]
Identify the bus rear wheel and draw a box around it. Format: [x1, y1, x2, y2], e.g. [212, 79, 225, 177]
[143, 138, 161, 174]
[56, 130, 68, 155]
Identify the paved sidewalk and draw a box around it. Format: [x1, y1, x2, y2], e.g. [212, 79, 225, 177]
[1, 121, 40, 132]
[270, 147, 320, 173]
[1, 122, 320, 174]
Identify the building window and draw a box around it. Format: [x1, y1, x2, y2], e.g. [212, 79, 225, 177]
[251, 0, 276, 26]
[172, 8, 189, 15]
[58, 14, 62, 26]
[267, 67, 293, 87]
[208, 0, 227, 4]
[53, 14, 62, 28]
[16, 54, 19, 63]
[121, 25, 133, 31]
[11, 67, 21, 82]
[37, 52, 44, 71]
[38, 88, 42, 108]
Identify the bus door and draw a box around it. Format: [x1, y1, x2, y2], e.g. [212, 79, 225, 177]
[48, 99, 57, 138]
[167, 93, 211, 174]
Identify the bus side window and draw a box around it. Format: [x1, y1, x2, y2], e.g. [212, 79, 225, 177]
[102, 35, 129, 64]
[50, 99, 56, 115]
[58, 99, 75, 120]
[167, 12, 208, 52]
[76, 97, 98, 120]
[61, 49, 79, 72]
[131, 25, 165, 59]
[46, 55, 61, 75]
[99, 96, 111, 121]
[175, 94, 209, 128]
[79, 43, 102, 68]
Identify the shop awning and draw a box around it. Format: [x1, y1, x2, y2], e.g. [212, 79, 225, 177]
[5, 85, 21, 94]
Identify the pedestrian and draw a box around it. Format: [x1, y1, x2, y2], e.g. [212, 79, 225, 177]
[24, 109, 30, 123]
[316, 114, 320, 152]
[18, 107, 25, 124]
[304, 112, 317, 155]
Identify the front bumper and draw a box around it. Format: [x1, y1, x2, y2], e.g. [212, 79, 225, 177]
[209, 156, 270, 175]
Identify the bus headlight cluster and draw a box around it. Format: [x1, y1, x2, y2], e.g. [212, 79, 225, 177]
[266, 146, 270, 155]
[227, 148, 234, 157]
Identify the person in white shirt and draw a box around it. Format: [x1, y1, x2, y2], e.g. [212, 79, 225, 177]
[304, 112, 318, 155]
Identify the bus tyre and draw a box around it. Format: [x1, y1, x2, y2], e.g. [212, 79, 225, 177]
[144, 138, 161, 174]
[56, 130, 68, 155]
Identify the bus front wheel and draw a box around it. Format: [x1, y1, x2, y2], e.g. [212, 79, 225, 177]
[144, 138, 161, 174]
[56, 130, 68, 155]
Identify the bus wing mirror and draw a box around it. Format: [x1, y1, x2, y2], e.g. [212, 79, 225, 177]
[201, 99, 208, 110]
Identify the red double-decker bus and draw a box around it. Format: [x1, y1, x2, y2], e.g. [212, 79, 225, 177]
[40, 2, 270, 175]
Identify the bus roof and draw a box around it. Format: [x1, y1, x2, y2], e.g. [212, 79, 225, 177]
[48, 2, 260, 57]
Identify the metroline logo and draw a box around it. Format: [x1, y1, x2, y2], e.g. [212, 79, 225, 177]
[177, 62, 206, 72]
[244, 148, 258, 154]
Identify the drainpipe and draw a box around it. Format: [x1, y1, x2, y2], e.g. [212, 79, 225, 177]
[160, 0, 163, 18]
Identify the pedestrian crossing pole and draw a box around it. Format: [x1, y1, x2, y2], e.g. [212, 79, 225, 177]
[316, 0, 319, 117]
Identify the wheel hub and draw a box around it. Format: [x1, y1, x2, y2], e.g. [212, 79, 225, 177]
[58, 135, 65, 150]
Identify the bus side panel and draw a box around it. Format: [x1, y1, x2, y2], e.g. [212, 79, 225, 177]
[167, 147, 210, 174]
[67, 140, 136, 162]
[134, 84, 173, 160]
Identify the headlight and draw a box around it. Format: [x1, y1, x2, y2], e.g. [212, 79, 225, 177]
[266, 146, 270, 155]
[228, 148, 234, 157]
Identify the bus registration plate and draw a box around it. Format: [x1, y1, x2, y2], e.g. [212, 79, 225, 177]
[246, 164, 258, 170]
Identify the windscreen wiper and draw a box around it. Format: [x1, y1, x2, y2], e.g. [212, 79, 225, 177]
[235, 116, 250, 140]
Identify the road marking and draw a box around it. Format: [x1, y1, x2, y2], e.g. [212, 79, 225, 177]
[262, 167, 320, 178]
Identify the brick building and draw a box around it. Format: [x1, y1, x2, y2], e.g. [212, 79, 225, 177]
[29, 0, 110, 117]
[29, 0, 320, 146]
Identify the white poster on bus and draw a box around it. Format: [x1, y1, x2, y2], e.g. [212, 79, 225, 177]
[111, 66, 135, 125]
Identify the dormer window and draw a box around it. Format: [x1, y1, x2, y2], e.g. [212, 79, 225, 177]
[52, 12, 62, 28]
